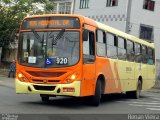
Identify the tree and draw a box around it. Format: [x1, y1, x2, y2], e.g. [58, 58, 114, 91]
[0, 0, 55, 61]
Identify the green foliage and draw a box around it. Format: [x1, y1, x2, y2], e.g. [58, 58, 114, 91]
[0, 0, 55, 59]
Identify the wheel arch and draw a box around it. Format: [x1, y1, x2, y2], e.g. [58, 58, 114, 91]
[96, 74, 106, 94]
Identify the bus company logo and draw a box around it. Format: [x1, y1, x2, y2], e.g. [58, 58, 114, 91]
[43, 79, 48, 83]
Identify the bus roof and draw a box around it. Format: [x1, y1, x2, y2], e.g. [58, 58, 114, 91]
[23, 14, 154, 49]
[95, 21, 154, 49]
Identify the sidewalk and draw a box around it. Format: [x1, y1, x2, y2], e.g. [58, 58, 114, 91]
[0, 76, 15, 88]
[0, 68, 15, 88]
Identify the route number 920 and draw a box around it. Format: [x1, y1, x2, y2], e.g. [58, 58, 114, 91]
[56, 58, 68, 65]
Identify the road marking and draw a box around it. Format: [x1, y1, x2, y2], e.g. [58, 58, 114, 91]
[131, 102, 160, 105]
[118, 101, 160, 105]
[146, 94, 160, 97]
[151, 101, 159, 103]
[149, 97, 160, 100]
[146, 108, 160, 111]
[129, 104, 160, 107]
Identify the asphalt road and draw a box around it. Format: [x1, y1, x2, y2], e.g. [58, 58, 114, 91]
[0, 77, 160, 120]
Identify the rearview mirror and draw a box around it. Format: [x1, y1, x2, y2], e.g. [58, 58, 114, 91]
[83, 29, 88, 41]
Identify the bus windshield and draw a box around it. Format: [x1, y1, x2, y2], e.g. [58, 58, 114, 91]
[18, 30, 80, 68]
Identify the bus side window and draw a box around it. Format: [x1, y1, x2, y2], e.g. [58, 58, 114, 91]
[142, 45, 147, 64]
[96, 29, 106, 57]
[147, 48, 154, 65]
[89, 31, 95, 55]
[135, 43, 141, 63]
[118, 37, 126, 60]
[106, 33, 117, 59]
[83, 29, 95, 63]
[127, 40, 135, 62]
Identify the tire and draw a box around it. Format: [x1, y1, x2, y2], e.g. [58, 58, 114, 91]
[91, 80, 101, 106]
[40, 94, 49, 102]
[126, 80, 142, 99]
[134, 80, 142, 99]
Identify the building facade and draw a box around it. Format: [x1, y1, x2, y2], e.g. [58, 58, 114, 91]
[53, 0, 160, 59]
[51, 0, 160, 79]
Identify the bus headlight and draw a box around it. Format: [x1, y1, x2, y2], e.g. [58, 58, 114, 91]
[66, 73, 78, 83]
[18, 73, 27, 82]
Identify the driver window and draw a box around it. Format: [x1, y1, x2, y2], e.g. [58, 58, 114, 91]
[83, 29, 95, 63]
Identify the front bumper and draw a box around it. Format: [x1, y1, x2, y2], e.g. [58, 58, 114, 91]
[15, 79, 81, 96]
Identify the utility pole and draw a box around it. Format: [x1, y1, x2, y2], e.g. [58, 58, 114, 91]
[125, 0, 132, 33]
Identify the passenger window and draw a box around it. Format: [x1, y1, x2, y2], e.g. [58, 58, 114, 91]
[96, 30, 106, 57]
[106, 33, 117, 59]
[127, 40, 135, 62]
[118, 37, 126, 60]
[142, 45, 147, 64]
[135, 43, 142, 63]
[147, 48, 154, 65]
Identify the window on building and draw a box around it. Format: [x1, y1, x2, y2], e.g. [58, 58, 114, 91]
[80, 0, 89, 9]
[143, 0, 155, 11]
[59, 2, 72, 14]
[140, 25, 153, 41]
[106, 0, 118, 7]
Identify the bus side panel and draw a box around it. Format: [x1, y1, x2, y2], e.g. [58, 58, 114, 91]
[117, 60, 128, 92]
[138, 64, 147, 89]
[124, 61, 136, 91]
[96, 58, 122, 94]
[144, 65, 155, 90]
[134, 63, 142, 90]
[80, 64, 96, 96]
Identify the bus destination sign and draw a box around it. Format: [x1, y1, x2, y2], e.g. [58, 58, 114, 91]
[22, 17, 80, 30]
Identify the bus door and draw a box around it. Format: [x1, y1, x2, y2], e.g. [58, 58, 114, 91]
[81, 24, 96, 96]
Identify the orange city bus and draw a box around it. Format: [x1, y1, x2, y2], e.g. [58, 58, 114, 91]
[16, 14, 155, 106]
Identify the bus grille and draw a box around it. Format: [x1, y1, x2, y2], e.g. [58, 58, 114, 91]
[32, 79, 60, 83]
[33, 85, 56, 91]
[26, 71, 66, 77]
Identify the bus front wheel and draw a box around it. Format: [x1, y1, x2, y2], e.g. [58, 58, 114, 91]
[91, 80, 101, 106]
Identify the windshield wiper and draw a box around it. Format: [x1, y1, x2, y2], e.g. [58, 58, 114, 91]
[51, 29, 65, 45]
[31, 29, 45, 48]
[31, 29, 42, 43]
